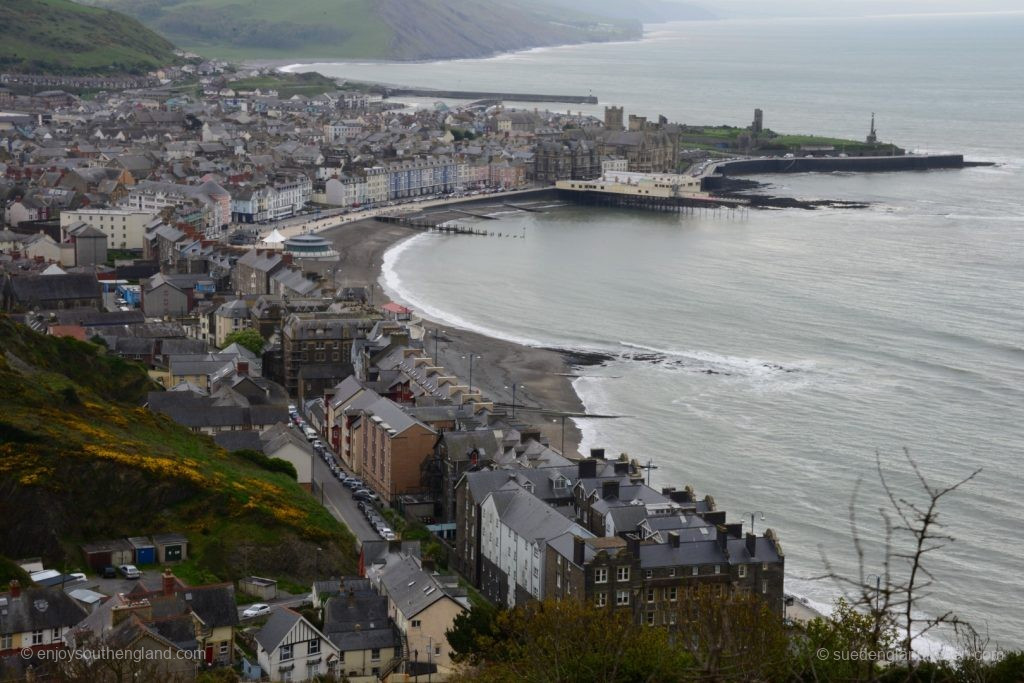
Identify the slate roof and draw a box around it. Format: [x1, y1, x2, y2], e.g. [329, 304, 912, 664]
[213, 430, 262, 452]
[378, 555, 456, 620]
[7, 273, 101, 304]
[254, 608, 303, 652]
[0, 587, 88, 635]
[487, 483, 579, 543]
[328, 627, 398, 653]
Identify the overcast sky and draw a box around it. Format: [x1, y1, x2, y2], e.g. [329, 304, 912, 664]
[709, 0, 1024, 19]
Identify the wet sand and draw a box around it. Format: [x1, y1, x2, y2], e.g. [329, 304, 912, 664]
[320, 218, 586, 457]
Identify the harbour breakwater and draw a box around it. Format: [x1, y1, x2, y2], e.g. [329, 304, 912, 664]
[383, 87, 598, 104]
[703, 154, 992, 185]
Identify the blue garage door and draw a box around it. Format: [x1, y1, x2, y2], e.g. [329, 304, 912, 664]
[135, 547, 156, 565]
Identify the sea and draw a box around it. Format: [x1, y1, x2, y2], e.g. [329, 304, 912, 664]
[289, 12, 1024, 653]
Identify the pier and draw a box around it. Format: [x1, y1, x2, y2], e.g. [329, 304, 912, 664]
[557, 189, 750, 215]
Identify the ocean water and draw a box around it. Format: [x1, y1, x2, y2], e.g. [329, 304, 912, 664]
[305, 13, 1024, 650]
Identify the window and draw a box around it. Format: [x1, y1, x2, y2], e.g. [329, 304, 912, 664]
[371, 648, 381, 661]
[309, 639, 320, 655]
[52, 627, 61, 640]
[434, 645, 441, 656]
[555, 573, 562, 589]
[280, 643, 293, 661]
[646, 611, 656, 626]
[411, 620, 421, 628]
[669, 612, 677, 626]
[667, 587, 678, 602]
[645, 569, 653, 579]
[738, 565, 747, 578]
[595, 592, 607, 607]
[31, 631, 43, 645]
[616, 566, 630, 582]
[762, 562, 768, 571]
[594, 567, 608, 584]
[762, 581, 768, 594]
[668, 568, 676, 577]
[616, 590, 630, 606]
[714, 565, 721, 575]
[692, 566, 699, 576]
[1, 634, 12, 649]
[219, 642, 229, 655]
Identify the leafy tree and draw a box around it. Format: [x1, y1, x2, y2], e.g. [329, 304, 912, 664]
[448, 599, 694, 683]
[446, 601, 501, 664]
[232, 449, 297, 480]
[222, 328, 266, 355]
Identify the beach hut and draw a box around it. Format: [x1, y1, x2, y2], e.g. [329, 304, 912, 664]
[128, 536, 156, 565]
[152, 533, 188, 563]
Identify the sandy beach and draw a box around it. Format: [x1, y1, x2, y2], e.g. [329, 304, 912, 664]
[319, 217, 586, 458]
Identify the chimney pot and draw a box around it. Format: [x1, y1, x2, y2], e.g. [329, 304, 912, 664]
[8, 580, 20, 598]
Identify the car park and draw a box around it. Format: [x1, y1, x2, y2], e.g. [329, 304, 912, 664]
[242, 603, 272, 619]
[118, 564, 141, 579]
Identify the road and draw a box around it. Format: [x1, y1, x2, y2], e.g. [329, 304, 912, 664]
[309, 450, 380, 544]
[256, 187, 550, 242]
[237, 592, 311, 622]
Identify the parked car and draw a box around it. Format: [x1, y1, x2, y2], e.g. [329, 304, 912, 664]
[100, 565, 117, 579]
[381, 531, 398, 541]
[242, 603, 272, 619]
[118, 564, 141, 579]
[355, 489, 379, 503]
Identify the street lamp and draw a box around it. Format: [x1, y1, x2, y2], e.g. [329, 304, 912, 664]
[551, 416, 566, 456]
[866, 573, 882, 613]
[315, 547, 322, 577]
[431, 328, 446, 366]
[503, 383, 524, 418]
[461, 353, 480, 394]
[744, 511, 765, 535]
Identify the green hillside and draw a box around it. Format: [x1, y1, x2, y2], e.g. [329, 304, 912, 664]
[0, 0, 179, 74]
[0, 316, 356, 584]
[87, 0, 642, 61]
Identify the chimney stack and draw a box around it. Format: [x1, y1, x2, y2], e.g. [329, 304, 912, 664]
[601, 480, 619, 500]
[726, 523, 743, 538]
[162, 568, 175, 597]
[716, 526, 728, 552]
[577, 459, 597, 480]
[8, 580, 20, 598]
[347, 587, 355, 608]
[590, 448, 605, 460]
[572, 535, 586, 566]
[745, 533, 757, 559]
[667, 531, 680, 548]
[236, 360, 249, 376]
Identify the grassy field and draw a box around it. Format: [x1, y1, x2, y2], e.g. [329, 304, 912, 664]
[91, 0, 639, 61]
[0, 0, 178, 74]
[228, 73, 340, 98]
[0, 317, 357, 585]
